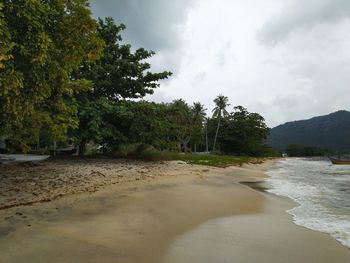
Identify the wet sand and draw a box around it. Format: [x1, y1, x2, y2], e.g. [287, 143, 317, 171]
[0, 160, 349, 262]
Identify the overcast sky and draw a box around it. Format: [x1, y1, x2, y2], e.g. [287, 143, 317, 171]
[89, 0, 350, 127]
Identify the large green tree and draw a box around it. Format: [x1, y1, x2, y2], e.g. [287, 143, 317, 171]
[73, 17, 172, 156]
[167, 99, 193, 152]
[0, 2, 22, 145]
[0, 0, 103, 151]
[212, 95, 229, 152]
[191, 102, 206, 152]
[100, 101, 171, 153]
[218, 106, 270, 155]
[0, 3, 11, 69]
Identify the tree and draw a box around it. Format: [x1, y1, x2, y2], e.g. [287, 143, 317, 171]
[0, 0, 104, 151]
[0, 2, 23, 145]
[73, 17, 172, 156]
[219, 106, 270, 155]
[205, 117, 210, 153]
[286, 144, 332, 157]
[191, 102, 206, 152]
[0, 2, 11, 69]
[212, 95, 229, 152]
[99, 101, 171, 153]
[167, 99, 192, 152]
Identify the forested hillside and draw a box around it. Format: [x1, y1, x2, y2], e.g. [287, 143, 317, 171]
[267, 111, 350, 152]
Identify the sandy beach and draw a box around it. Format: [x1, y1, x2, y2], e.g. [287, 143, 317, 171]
[0, 158, 349, 262]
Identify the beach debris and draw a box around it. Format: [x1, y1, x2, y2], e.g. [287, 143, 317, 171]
[0, 158, 213, 210]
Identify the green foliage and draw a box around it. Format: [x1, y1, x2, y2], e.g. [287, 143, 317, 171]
[0, 0, 104, 150]
[101, 101, 172, 154]
[121, 147, 256, 167]
[208, 106, 270, 156]
[132, 144, 170, 161]
[286, 144, 333, 157]
[73, 17, 171, 156]
[212, 95, 230, 152]
[76, 17, 171, 100]
[267, 110, 350, 153]
[0, 2, 12, 69]
[212, 95, 230, 118]
[92, 100, 270, 158]
[191, 102, 207, 152]
[258, 146, 281, 157]
[167, 153, 255, 167]
[110, 143, 138, 157]
[85, 100, 206, 156]
[167, 99, 193, 151]
[0, 3, 273, 159]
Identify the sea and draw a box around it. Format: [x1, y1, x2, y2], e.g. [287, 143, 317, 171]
[267, 158, 350, 248]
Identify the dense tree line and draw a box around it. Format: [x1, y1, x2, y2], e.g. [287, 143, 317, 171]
[0, 1, 271, 157]
[285, 144, 334, 157]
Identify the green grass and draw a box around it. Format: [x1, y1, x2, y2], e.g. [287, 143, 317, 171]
[101, 143, 264, 167]
[166, 152, 258, 167]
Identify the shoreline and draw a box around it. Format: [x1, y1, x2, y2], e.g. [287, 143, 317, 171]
[0, 159, 349, 262]
[263, 158, 350, 250]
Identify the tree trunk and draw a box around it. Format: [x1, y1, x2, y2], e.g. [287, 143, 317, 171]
[194, 143, 197, 153]
[53, 140, 57, 156]
[183, 141, 187, 153]
[212, 117, 221, 153]
[79, 139, 87, 157]
[36, 138, 40, 150]
[205, 119, 209, 153]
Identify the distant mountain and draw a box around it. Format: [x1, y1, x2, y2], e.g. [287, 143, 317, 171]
[267, 110, 350, 152]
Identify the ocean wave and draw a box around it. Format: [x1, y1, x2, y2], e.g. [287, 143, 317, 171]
[267, 159, 350, 248]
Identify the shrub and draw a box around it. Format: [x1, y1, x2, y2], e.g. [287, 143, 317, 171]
[132, 144, 171, 161]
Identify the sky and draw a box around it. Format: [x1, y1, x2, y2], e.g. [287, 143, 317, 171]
[89, 0, 350, 127]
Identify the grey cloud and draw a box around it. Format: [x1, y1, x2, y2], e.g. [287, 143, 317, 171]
[258, 0, 350, 45]
[89, 0, 195, 51]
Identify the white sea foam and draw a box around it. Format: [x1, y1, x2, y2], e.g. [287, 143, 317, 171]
[267, 158, 350, 248]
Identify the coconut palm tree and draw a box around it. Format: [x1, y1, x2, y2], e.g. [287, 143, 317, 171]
[192, 102, 206, 125]
[169, 99, 192, 152]
[191, 102, 207, 152]
[212, 95, 230, 152]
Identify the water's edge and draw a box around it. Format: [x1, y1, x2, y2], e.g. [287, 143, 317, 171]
[263, 158, 350, 249]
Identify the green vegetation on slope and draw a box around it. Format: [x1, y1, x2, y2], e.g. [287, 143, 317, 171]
[285, 144, 334, 157]
[267, 111, 350, 153]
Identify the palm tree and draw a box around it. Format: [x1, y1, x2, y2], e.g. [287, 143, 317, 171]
[169, 99, 191, 152]
[192, 102, 206, 124]
[191, 102, 207, 153]
[212, 95, 229, 152]
[205, 117, 209, 153]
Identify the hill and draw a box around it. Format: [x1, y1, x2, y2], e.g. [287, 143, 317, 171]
[266, 110, 350, 152]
